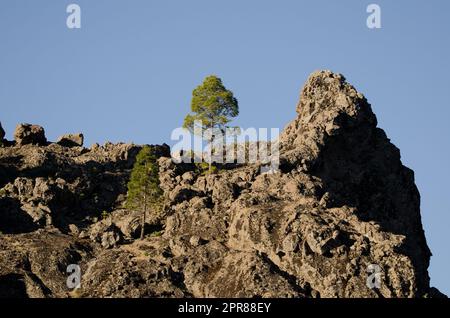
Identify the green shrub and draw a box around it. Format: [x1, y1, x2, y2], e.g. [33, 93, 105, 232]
[195, 162, 219, 175]
[101, 210, 109, 220]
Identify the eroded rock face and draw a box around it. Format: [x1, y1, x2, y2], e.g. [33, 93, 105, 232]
[0, 71, 444, 298]
[274, 71, 431, 296]
[158, 71, 436, 298]
[14, 124, 47, 146]
[79, 245, 186, 298]
[0, 143, 169, 234]
[0, 230, 92, 297]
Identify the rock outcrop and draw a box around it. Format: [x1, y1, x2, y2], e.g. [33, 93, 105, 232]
[0, 71, 445, 298]
[57, 133, 84, 148]
[13, 124, 47, 146]
[0, 122, 5, 141]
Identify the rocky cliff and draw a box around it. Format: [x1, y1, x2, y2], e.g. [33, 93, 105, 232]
[0, 71, 445, 298]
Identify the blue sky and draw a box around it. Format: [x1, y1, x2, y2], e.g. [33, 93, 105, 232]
[1, 0, 449, 294]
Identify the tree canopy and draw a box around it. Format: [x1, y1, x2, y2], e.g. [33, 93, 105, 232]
[183, 75, 239, 135]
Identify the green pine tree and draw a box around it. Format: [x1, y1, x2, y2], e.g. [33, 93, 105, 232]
[183, 75, 239, 171]
[126, 146, 163, 240]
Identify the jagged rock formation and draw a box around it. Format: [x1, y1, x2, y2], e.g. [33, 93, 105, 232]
[13, 124, 47, 146]
[57, 133, 84, 148]
[0, 122, 5, 141]
[0, 71, 445, 298]
[0, 142, 168, 234]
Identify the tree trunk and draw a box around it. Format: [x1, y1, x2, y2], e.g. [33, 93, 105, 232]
[208, 132, 214, 174]
[140, 189, 147, 240]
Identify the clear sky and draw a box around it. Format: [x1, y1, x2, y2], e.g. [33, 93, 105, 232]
[1, 0, 449, 294]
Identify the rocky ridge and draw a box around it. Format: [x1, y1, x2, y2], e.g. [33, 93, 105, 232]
[0, 71, 445, 298]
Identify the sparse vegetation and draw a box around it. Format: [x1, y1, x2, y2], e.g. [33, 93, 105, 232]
[195, 162, 219, 175]
[183, 75, 239, 173]
[149, 230, 163, 237]
[126, 146, 164, 240]
[101, 210, 109, 220]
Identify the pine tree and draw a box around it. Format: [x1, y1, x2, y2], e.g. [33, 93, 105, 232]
[126, 146, 163, 240]
[183, 75, 239, 171]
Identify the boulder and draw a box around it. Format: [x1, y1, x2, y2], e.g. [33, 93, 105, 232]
[13, 123, 47, 146]
[57, 133, 84, 147]
[101, 228, 122, 249]
[113, 212, 142, 238]
[90, 221, 124, 249]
